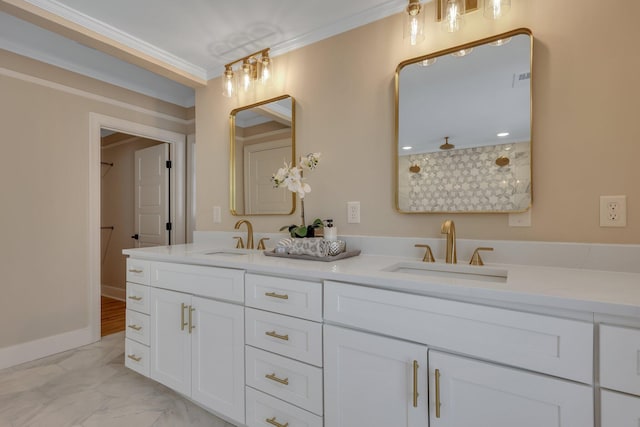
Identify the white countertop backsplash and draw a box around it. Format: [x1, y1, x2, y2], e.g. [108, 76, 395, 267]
[120, 231, 640, 318]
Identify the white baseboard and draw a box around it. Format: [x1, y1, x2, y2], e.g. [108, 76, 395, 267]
[0, 326, 95, 370]
[101, 285, 126, 301]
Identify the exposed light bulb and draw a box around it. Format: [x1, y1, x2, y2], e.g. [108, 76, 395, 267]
[240, 60, 253, 93]
[221, 66, 235, 98]
[484, 0, 511, 20]
[260, 53, 272, 85]
[404, 0, 424, 46]
[442, 0, 464, 32]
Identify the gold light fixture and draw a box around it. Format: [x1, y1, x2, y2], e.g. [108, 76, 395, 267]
[484, 0, 511, 20]
[221, 48, 273, 98]
[404, 0, 425, 46]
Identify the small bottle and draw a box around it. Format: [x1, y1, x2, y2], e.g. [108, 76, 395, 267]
[324, 219, 338, 241]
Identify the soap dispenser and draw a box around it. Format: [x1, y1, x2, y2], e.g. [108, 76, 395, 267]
[324, 219, 337, 241]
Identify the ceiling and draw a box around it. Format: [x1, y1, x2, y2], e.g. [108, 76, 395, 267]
[0, 0, 411, 107]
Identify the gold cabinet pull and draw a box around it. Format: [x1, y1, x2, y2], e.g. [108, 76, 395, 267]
[265, 291, 289, 300]
[265, 373, 289, 385]
[128, 295, 143, 301]
[181, 303, 188, 331]
[265, 330, 289, 341]
[128, 268, 143, 273]
[413, 360, 419, 407]
[127, 324, 142, 331]
[188, 306, 195, 334]
[435, 368, 442, 418]
[127, 354, 142, 362]
[265, 417, 289, 427]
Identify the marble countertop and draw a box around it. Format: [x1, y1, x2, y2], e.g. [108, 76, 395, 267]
[123, 243, 640, 318]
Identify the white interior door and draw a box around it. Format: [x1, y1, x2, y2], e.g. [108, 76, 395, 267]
[135, 144, 169, 247]
[244, 140, 292, 214]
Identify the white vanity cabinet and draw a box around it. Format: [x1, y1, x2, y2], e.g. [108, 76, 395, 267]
[599, 324, 640, 426]
[124, 259, 151, 376]
[428, 351, 593, 427]
[324, 324, 428, 427]
[147, 261, 245, 425]
[324, 280, 595, 427]
[244, 273, 324, 427]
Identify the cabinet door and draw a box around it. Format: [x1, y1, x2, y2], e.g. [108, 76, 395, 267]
[191, 296, 245, 425]
[324, 325, 428, 427]
[601, 390, 640, 426]
[149, 287, 191, 395]
[428, 351, 593, 427]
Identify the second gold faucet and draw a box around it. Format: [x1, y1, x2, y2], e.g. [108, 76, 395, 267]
[441, 220, 457, 264]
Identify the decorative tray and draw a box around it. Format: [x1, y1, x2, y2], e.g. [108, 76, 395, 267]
[263, 249, 361, 262]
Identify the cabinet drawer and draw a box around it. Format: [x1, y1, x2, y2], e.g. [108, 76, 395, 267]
[325, 281, 593, 384]
[246, 386, 323, 427]
[246, 346, 323, 416]
[150, 261, 244, 302]
[245, 274, 322, 321]
[246, 308, 323, 367]
[125, 309, 150, 346]
[126, 282, 150, 314]
[126, 258, 150, 285]
[600, 324, 640, 396]
[601, 389, 640, 425]
[125, 338, 149, 377]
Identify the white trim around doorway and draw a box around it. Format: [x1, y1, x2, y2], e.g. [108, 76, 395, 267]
[89, 113, 187, 342]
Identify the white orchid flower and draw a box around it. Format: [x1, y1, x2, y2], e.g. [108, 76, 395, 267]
[300, 152, 321, 170]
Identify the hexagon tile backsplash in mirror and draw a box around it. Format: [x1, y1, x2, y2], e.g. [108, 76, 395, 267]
[399, 142, 530, 212]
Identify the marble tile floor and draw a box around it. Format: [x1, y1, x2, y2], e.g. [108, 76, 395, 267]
[0, 332, 237, 427]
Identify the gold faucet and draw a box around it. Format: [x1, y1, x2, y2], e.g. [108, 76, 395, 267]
[234, 220, 254, 249]
[441, 220, 457, 264]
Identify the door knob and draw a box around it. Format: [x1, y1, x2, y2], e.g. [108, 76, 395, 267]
[131, 234, 139, 240]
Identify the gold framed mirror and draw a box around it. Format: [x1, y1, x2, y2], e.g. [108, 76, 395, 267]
[230, 95, 295, 215]
[395, 28, 532, 213]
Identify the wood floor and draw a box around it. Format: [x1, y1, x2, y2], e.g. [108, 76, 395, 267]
[101, 295, 126, 337]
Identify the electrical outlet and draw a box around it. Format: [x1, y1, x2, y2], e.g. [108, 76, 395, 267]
[600, 195, 627, 227]
[213, 206, 222, 223]
[347, 201, 361, 223]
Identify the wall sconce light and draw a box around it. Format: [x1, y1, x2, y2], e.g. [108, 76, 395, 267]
[221, 48, 273, 98]
[404, 0, 425, 46]
[484, 0, 511, 20]
[404, 0, 512, 43]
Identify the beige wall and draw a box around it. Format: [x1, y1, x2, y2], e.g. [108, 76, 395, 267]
[196, 0, 639, 244]
[0, 49, 189, 348]
[101, 136, 164, 297]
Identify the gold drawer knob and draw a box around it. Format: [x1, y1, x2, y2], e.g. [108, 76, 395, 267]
[127, 324, 142, 331]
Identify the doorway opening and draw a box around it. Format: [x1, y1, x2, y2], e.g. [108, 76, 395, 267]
[100, 131, 169, 336]
[89, 113, 187, 342]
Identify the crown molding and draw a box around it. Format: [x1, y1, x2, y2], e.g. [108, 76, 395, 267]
[22, 0, 207, 80]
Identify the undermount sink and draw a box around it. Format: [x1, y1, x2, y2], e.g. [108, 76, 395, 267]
[202, 250, 249, 257]
[383, 261, 508, 283]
